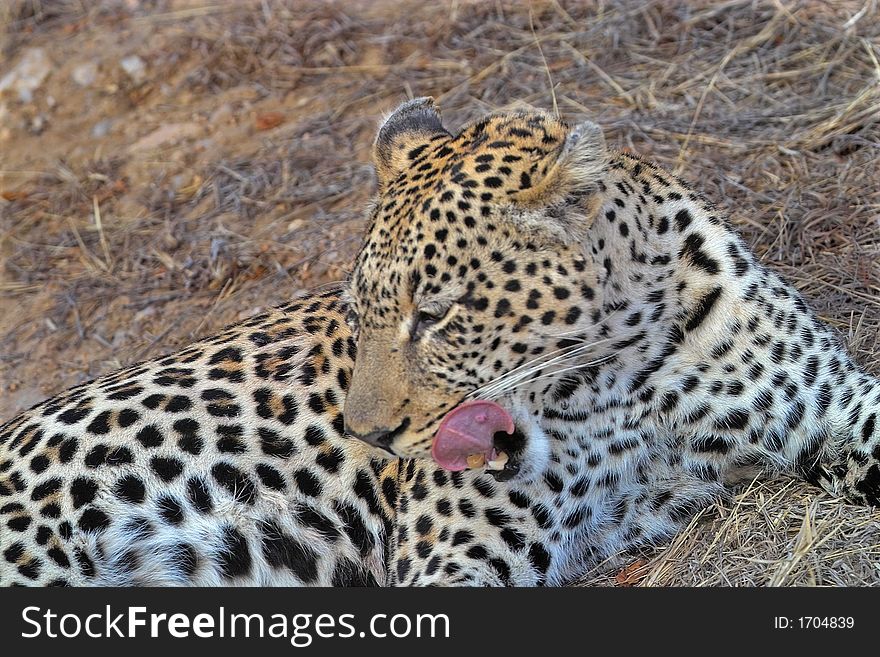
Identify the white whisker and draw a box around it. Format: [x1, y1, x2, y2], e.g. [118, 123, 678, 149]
[484, 355, 616, 398]
[469, 335, 620, 399]
[467, 341, 587, 395]
[469, 343, 595, 398]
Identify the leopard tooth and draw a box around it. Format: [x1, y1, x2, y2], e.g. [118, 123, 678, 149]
[486, 451, 509, 471]
[466, 453, 486, 469]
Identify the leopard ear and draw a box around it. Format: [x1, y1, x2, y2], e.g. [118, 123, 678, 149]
[510, 120, 607, 207]
[502, 120, 607, 244]
[373, 97, 451, 188]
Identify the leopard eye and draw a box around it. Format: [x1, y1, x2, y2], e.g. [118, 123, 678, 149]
[413, 305, 450, 337]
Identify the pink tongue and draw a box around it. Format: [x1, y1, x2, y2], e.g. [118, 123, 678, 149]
[431, 400, 515, 471]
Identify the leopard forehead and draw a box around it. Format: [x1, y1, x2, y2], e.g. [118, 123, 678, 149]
[350, 111, 575, 313]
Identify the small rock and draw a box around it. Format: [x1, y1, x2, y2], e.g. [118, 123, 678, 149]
[162, 232, 180, 250]
[92, 119, 113, 138]
[2, 189, 30, 201]
[111, 330, 128, 347]
[210, 237, 226, 264]
[133, 306, 157, 322]
[29, 114, 48, 134]
[120, 55, 147, 83]
[128, 122, 201, 153]
[0, 47, 51, 102]
[209, 103, 234, 125]
[255, 111, 285, 131]
[72, 61, 99, 87]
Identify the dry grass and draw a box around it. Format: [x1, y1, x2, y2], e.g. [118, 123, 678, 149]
[580, 478, 880, 586]
[1, 0, 879, 585]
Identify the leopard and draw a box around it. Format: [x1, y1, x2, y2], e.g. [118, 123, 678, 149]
[344, 98, 880, 581]
[1, 97, 878, 587]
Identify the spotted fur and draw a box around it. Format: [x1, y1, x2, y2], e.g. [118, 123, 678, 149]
[345, 98, 880, 583]
[2, 99, 878, 587]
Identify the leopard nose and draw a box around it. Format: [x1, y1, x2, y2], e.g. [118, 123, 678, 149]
[350, 428, 394, 447]
[345, 418, 410, 450]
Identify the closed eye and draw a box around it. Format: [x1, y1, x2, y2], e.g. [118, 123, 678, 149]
[412, 305, 451, 338]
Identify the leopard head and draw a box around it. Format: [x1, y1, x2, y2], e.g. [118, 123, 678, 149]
[344, 98, 610, 478]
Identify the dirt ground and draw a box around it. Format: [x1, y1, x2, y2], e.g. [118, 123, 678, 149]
[1, 0, 879, 586]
